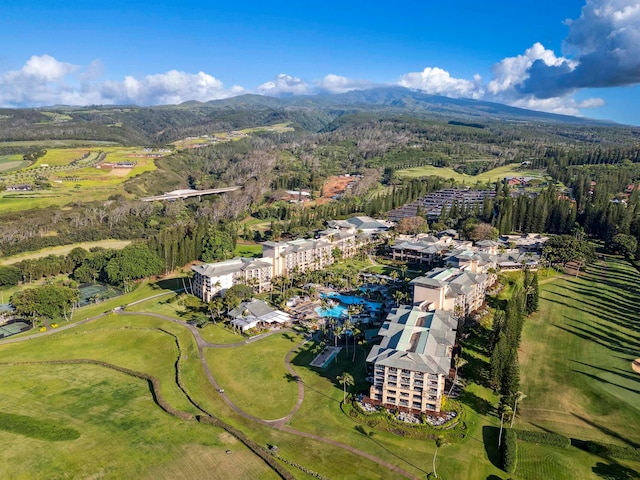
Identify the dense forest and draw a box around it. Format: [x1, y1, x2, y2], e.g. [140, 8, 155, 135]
[1, 87, 640, 266]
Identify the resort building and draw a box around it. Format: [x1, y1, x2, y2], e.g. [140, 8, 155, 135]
[316, 228, 360, 258]
[191, 257, 274, 302]
[367, 307, 456, 413]
[262, 238, 333, 277]
[327, 215, 392, 235]
[411, 267, 488, 316]
[228, 299, 292, 332]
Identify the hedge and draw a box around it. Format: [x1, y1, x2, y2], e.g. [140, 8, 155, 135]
[501, 429, 517, 473]
[584, 441, 640, 462]
[512, 429, 570, 448]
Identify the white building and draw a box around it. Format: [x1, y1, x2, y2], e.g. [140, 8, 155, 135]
[192, 257, 274, 302]
[262, 238, 333, 277]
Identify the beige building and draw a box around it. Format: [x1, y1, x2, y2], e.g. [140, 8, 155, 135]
[367, 307, 456, 413]
[192, 257, 274, 302]
[262, 238, 333, 277]
[411, 267, 488, 316]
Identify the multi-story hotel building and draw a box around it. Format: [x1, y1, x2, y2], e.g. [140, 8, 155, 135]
[367, 307, 456, 413]
[191, 257, 274, 302]
[411, 267, 488, 316]
[262, 238, 333, 277]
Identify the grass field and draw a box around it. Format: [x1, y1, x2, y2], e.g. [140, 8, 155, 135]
[0, 154, 28, 173]
[0, 146, 158, 213]
[519, 256, 640, 448]
[1, 257, 639, 479]
[0, 364, 279, 480]
[395, 164, 545, 183]
[1, 239, 131, 265]
[204, 333, 301, 419]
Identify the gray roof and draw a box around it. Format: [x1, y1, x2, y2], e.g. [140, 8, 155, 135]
[229, 299, 291, 324]
[366, 307, 456, 375]
[192, 257, 272, 277]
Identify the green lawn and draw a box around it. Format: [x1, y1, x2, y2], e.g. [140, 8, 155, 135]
[0, 364, 279, 480]
[519, 256, 640, 447]
[395, 163, 545, 183]
[204, 333, 302, 419]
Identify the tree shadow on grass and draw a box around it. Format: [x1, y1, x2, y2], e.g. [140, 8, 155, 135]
[482, 426, 502, 469]
[155, 278, 183, 291]
[459, 390, 494, 417]
[486, 476, 504, 480]
[571, 413, 640, 449]
[353, 425, 428, 475]
[571, 369, 640, 396]
[592, 461, 640, 480]
[570, 360, 640, 385]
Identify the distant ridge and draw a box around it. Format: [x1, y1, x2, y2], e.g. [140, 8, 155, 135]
[201, 86, 617, 126]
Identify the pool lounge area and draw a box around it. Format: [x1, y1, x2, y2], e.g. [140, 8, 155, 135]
[315, 292, 383, 319]
[310, 346, 342, 368]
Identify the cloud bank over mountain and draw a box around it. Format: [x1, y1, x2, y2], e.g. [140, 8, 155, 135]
[0, 0, 637, 118]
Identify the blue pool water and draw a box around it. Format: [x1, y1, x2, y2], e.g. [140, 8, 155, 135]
[315, 293, 382, 318]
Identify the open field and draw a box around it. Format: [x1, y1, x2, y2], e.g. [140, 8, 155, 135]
[0, 139, 120, 148]
[395, 164, 545, 183]
[0, 146, 158, 213]
[1, 262, 638, 478]
[0, 364, 279, 480]
[204, 333, 301, 419]
[1, 239, 132, 265]
[0, 154, 28, 173]
[519, 256, 640, 447]
[172, 123, 293, 150]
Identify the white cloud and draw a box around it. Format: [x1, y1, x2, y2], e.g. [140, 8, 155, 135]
[487, 42, 576, 95]
[0, 55, 244, 107]
[316, 74, 374, 94]
[100, 70, 242, 105]
[21, 54, 78, 81]
[257, 73, 310, 96]
[398, 67, 484, 99]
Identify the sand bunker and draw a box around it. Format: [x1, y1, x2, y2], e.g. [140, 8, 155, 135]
[633, 359, 640, 374]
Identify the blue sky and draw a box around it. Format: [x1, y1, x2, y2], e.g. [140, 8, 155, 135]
[1, 0, 639, 125]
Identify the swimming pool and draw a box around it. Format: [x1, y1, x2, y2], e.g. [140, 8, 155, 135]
[315, 292, 382, 318]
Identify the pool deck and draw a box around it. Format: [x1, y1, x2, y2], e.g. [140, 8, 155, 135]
[310, 346, 342, 368]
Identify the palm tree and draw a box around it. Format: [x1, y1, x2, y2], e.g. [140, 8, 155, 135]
[337, 372, 354, 403]
[351, 325, 362, 362]
[432, 435, 448, 478]
[510, 391, 527, 428]
[447, 354, 467, 397]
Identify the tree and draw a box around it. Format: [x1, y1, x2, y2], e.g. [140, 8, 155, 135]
[201, 229, 235, 262]
[525, 272, 539, 314]
[432, 436, 448, 478]
[395, 216, 428, 235]
[106, 244, 163, 289]
[337, 372, 354, 403]
[609, 233, 637, 258]
[543, 234, 594, 268]
[11, 284, 79, 323]
[470, 222, 499, 241]
[510, 391, 527, 428]
[0, 265, 21, 287]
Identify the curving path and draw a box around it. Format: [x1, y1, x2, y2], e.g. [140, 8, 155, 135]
[118, 312, 420, 479]
[1, 306, 420, 479]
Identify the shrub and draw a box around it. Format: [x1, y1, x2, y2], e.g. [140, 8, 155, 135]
[512, 429, 570, 448]
[501, 429, 517, 473]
